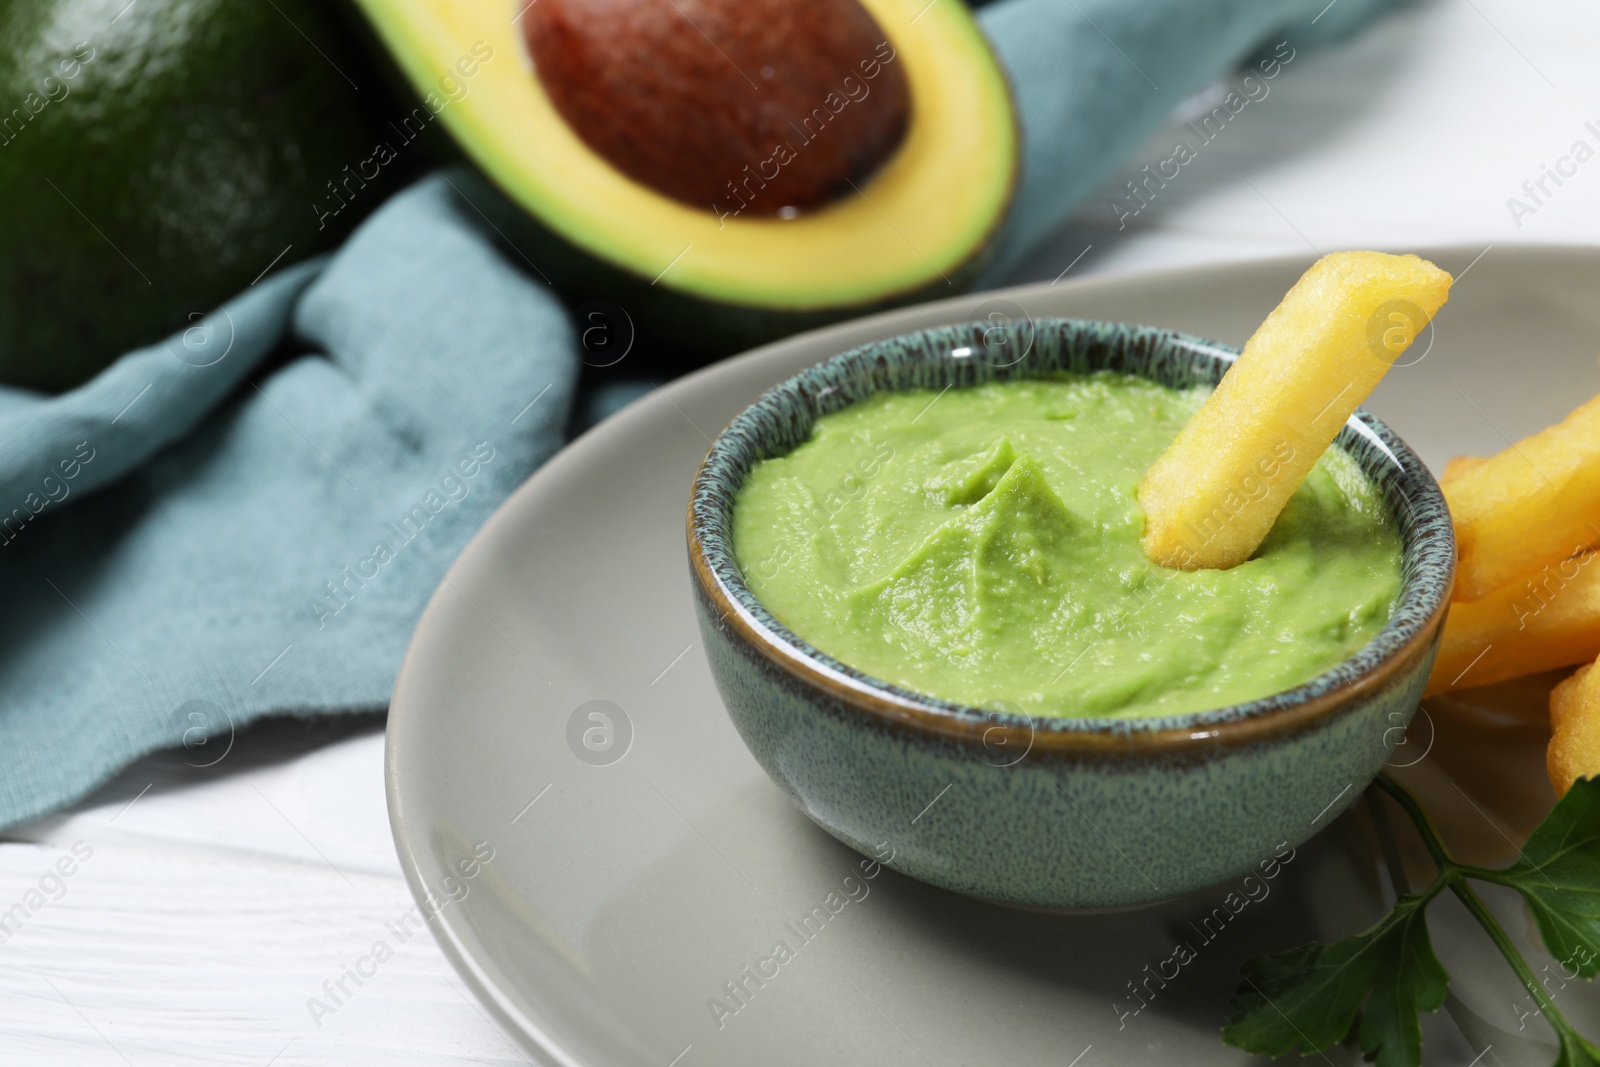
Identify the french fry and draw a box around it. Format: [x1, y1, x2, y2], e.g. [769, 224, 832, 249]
[1425, 551, 1600, 695]
[1441, 455, 1486, 481]
[1140, 251, 1452, 570]
[1550, 664, 1589, 731]
[1444, 392, 1600, 602]
[1549, 661, 1600, 796]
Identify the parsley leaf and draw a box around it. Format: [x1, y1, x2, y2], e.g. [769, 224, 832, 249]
[1223, 775, 1600, 1066]
[1488, 777, 1600, 979]
[1223, 890, 1447, 1067]
[1555, 1030, 1600, 1067]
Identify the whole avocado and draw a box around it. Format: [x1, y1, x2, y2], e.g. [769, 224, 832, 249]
[0, 0, 404, 391]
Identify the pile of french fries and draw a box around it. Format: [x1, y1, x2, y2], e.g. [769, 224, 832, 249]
[1425, 395, 1600, 794]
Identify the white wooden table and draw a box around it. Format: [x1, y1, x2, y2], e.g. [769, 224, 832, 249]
[5, 1, 1597, 1060]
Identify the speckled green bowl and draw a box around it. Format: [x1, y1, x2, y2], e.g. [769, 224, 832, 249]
[687, 318, 1454, 910]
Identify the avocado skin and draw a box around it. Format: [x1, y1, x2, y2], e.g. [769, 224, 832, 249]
[0, 0, 407, 391]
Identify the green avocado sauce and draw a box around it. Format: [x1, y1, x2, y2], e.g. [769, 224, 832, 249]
[731, 373, 1403, 719]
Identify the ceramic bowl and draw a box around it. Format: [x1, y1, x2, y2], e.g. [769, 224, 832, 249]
[686, 318, 1454, 910]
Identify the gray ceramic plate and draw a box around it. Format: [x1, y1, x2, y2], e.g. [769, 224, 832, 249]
[388, 246, 1600, 1066]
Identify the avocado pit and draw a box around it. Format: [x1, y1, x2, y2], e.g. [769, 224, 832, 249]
[524, 0, 911, 217]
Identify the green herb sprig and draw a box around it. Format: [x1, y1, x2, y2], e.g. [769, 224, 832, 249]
[1222, 774, 1600, 1067]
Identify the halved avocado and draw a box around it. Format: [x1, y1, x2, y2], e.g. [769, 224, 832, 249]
[349, 0, 1017, 363]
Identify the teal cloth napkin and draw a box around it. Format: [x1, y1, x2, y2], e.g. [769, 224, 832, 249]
[0, 0, 1398, 829]
[0, 172, 576, 827]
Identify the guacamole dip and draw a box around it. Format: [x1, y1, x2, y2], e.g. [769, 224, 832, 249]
[731, 374, 1403, 719]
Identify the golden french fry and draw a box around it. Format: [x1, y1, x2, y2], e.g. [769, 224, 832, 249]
[1441, 455, 1486, 481]
[1445, 392, 1600, 602]
[1549, 661, 1600, 796]
[1426, 551, 1600, 695]
[1140, 251, 1452, 570]
[1550, 663, 1590, 730]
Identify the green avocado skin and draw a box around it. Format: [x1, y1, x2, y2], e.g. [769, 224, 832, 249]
[0, 0, 404, 391]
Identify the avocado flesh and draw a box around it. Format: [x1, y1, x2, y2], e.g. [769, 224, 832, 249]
[0, 0, 404, 391]
[348, 0, 1017, 360]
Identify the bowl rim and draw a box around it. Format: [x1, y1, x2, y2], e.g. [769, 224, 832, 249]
[686, 317, 1455, 753]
